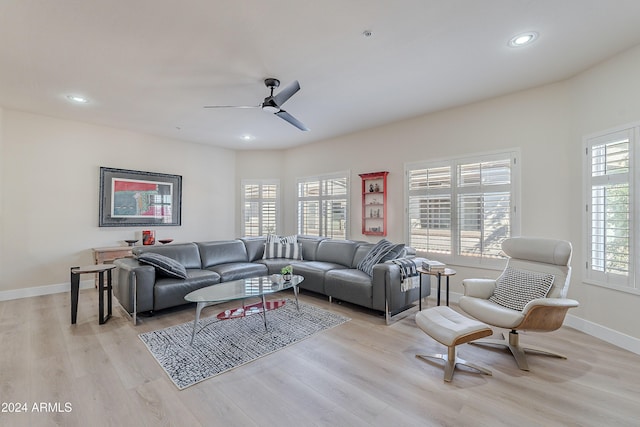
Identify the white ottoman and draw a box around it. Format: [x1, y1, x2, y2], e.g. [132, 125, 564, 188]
[415, 306, 493, 382]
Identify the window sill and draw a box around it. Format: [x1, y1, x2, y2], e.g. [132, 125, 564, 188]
[583, 279, 640, 296]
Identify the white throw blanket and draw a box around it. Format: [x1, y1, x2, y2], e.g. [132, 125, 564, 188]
[391, 258, 420, 292]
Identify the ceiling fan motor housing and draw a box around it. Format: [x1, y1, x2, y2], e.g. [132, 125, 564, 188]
[264, 78, 280, 89]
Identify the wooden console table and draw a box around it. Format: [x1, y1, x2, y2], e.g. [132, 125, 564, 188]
[92, 246, 134, 287]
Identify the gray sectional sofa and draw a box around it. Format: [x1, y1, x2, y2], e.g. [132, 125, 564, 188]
[112, 235, 429, 323]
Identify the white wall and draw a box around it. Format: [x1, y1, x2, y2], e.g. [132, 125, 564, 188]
[236, 46, 640, 344]
[0, 110, 236, 293]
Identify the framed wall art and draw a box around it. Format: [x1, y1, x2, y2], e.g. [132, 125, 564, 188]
[99, 167, 182, 227]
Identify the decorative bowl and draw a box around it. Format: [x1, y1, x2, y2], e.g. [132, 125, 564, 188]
[124, 239, 138, 246]
[159, 239, 174, 244]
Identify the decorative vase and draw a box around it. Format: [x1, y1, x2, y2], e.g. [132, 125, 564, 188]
[142, 230, 156, 245]
[283, 273, 292, 282]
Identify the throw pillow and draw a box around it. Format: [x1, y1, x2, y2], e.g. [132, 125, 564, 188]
[262, 242, 303, 260]
[137, 252, 188, 279]
[266, 234, 298, 244]
[380, 243, 406, 262]
[357, 239, 396, 277]
[489, 266, 555, 311]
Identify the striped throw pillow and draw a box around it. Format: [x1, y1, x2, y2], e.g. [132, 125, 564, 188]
[263, 242, 303, 260]
[357, 239, 396, 277]
[266, 234, 298, 244]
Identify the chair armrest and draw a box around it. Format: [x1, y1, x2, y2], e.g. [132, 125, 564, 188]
[461, 278, 496, 299]
[522, 297, 579, 313]
[518, 298, 579, 331]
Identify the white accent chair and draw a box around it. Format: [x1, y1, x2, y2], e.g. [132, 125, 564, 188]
[458, 237, 579, 371]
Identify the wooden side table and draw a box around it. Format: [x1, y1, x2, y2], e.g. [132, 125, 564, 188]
[70, 264, 116, 325]
[417, 267, 457, 307]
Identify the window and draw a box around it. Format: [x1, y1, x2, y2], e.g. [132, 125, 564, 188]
[297, 172, 349, 238]
[241, 180, 280, 237]
[406, 151, 519, 267]
[584, 126, 638, 292]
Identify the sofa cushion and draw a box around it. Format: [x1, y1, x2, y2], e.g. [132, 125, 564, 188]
[489, 266, 555, 311]
[357, 239, 396, 276]
[255, 258, 299, 275]
[153, 269, 221, 311]
[293, 261, 347, 294]
[325, 269, 373, 308]
[316, 240, 359, 266]
[137, 252, 188, 279]
[296, 235, 326, 261]
[133, 242, 202, 269]
[263, 242, 303, 260]
[240, 237, 266, 261]
[196, 240, 249, 268]
[207, 262, 268, 282]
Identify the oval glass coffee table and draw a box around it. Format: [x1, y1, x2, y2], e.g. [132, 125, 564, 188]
[184, 274, 304, 345]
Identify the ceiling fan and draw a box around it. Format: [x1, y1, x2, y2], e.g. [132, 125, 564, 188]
[204, 78, 309, 131]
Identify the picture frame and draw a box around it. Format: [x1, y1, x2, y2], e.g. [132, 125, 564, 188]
[99, 167, 182, 227]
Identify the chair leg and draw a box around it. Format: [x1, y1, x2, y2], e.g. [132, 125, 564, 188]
[417, 346, 492, 382]
[470, 330, 567, 371]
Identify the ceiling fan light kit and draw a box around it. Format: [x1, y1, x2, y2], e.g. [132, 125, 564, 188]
[204, 78, 309, 131]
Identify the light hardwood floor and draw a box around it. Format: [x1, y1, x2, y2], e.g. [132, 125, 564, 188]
[1, 288, 638, 427]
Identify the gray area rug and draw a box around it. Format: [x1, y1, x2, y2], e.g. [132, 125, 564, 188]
[139, 299, 350, 389]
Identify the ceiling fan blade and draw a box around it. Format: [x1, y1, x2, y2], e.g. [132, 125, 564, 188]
[273, 80, 301, 107]
[275, 110, 309, 131]
[203, 105, 260, 109]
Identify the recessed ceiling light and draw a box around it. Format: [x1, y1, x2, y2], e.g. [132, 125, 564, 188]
[508, 31, 538, 47]
[241, 134, 255, 141]
[66, 95, 89, 104]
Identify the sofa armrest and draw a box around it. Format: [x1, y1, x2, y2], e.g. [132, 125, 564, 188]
[113, 258, 156, 314]
[461, 278, 496, 299]
[371, 257, 430, 319]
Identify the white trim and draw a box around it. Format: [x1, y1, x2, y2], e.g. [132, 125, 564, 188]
[0, 279, 94, 302]
[564, 314, 640, 356]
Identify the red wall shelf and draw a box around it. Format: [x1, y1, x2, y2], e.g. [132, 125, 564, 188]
[359, 171, 389, 236]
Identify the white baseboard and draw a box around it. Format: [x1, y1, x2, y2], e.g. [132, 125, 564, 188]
[0, 279, 94, 302]
[564, 314, 640, 355]
[428, 288, 640, 356]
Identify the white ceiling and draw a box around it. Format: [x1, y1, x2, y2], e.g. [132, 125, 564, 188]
[2, 1, 640, 150]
